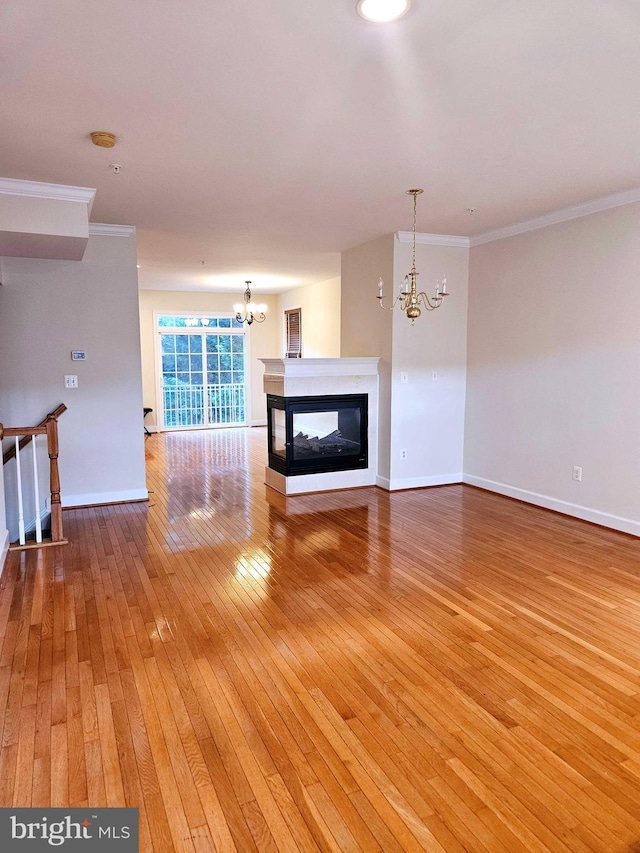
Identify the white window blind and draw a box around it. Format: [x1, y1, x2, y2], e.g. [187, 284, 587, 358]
[285, 308, 302, 358]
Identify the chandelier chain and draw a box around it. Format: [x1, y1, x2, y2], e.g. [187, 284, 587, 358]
[412, 190, 417, 273]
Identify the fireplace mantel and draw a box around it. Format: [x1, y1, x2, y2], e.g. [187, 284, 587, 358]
[261, 357, 380, 380]
[259, 358, 380, 495]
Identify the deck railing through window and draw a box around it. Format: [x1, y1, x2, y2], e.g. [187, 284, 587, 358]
[162, 383, 245, 427]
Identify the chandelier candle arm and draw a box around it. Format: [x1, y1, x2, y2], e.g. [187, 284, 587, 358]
[376, 189, 449, 323]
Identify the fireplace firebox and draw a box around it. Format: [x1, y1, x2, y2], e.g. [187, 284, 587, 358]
[267, 394, 368, 476]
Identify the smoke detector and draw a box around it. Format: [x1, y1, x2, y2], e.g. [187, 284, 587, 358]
[90, 131, 117, 148]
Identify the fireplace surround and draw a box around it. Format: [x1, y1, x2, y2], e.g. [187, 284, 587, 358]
[260, 358, 380, 495]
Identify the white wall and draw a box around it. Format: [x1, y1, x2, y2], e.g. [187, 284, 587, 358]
[0, 461, 7, 567]
[341, 233, 468, 488]
[0, 191, 91, 260]
[278, 276, 341, 358]
[341, 235, 394, 480]
[0, 232, 147, 520]
[389, 238, 469, 489]
[139, 289, 281, 427]
[464, 203, 640, 535]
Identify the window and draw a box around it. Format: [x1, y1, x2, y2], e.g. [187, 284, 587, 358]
[155, 313, 247, 429]
[285, 308, 302, 358]
[157, 315, 241, 329]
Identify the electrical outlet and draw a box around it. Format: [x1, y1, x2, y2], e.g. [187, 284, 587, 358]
[400, 449, 407, 460]
[572, 466, 582, 482]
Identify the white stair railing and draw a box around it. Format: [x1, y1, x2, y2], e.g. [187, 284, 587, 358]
[32, 436, 42, 544]
[1, 403, 67, 549]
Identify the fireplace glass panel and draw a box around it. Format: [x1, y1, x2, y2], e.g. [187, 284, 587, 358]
[292, 410, 361, 460]
[271, 409, 286, 460]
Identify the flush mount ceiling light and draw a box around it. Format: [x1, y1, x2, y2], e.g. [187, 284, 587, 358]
[356, 0, 410, 23]
[90, 131, 117, 148]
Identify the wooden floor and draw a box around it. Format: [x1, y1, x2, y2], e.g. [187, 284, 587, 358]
[2, 429, 640, 851]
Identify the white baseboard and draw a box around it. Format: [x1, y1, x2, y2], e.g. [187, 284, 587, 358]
[0, 528, 9, 574]
[266, 465, 376, 495]
[376, 473, 463, 491]
[146, 424, 265, 432]
[24, 505, 51, 535]
[62, 488, 149, 508]
[463, 474, 640, 537]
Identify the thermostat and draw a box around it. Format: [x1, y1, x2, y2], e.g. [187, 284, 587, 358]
[71, 350, 86, 361]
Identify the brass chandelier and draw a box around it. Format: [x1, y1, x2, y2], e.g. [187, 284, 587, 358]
[234, 282, 266, 325]
[377, 189, 448, 323]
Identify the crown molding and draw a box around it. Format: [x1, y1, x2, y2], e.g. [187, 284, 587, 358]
[397, 231, 470, 248]
[470, 187, 640, 247]
[88, 223, 136, 238]
[0, 177, 96, 214]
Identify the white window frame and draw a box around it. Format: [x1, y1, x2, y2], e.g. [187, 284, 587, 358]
[153, 310, 251, 431]
[283, 305, 302, 359]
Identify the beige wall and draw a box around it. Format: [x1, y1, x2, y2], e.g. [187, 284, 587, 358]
[465, 203, 640, 534]
[278, 276, 341, 358]
[0, 233, 147, 521]
[139, 289, 281, 427]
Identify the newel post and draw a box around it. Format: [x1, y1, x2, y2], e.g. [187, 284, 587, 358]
[46, 414, 64, 542]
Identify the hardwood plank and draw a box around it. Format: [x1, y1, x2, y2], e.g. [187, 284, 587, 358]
[84, 730, 106, 807]
[50, 722, 68, 806]
[66, 685, 88, 806]
[94, 682, 126, 807]
[13, 703, 36, 806]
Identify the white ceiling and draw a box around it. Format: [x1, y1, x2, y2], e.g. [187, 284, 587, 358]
[2, 0, 638, 293]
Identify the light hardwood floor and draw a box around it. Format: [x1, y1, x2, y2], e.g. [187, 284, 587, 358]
[2, 428, 640, 851]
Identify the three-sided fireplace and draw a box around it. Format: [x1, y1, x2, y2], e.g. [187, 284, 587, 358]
[266, 393, 368, 477]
